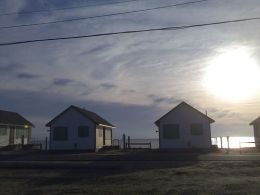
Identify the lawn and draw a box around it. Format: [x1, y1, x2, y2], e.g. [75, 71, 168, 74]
[0, 161, 260, 195]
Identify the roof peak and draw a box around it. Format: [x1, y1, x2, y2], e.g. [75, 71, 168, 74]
[46, 105, 115, 128]
[154, 101, 215, 126]
[250, 116, 260, 125]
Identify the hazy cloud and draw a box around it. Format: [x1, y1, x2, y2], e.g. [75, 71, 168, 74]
[148, 94, 181, 105]
[16, 73, 40, 79]
[0, 63, 22, 72]
[53, 78, 74, 86]
[100, 83, 117, 89]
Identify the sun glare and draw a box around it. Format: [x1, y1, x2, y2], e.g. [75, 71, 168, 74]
[203, 46, 260, 102]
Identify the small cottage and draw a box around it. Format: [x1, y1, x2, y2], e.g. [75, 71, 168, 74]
[46, 105, 115, 151]
[155, 101, 215, 149]
[250, 117, 260, 148]
[0, 109, 34, 147]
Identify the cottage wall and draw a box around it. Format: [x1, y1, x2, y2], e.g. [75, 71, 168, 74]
[253, 124, 260, 148]
[49, 109, 96, 150]
[158, 105, 212, 149]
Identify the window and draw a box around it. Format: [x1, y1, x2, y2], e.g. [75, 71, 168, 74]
[163, 124, 180, 139]
[191, 123, 203, 136]
[53, 127, 68, 141]
[16, 128, 28, 138]
[78, 126, 89, 137]
[0, 125, 7, 136]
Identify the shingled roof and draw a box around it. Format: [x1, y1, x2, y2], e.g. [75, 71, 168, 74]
[46, 105, 115, 127]
[0, 109, 34, 127]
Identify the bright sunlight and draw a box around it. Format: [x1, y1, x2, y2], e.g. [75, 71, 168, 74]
[203, 46, 260, 102]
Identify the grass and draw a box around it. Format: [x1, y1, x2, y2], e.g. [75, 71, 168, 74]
[0, 161, 260, 194]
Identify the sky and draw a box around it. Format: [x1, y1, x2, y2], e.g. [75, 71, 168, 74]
[0, 0, 260, 139]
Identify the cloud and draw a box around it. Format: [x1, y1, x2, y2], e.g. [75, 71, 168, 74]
[100, 83, 117, 89]
[16, 73, 40, 79]
[0, 63, 22, 72]
[79, 43, 112, 56]
[148, 94, 181, 105]
[207, 107, 240, 119]
[52, 78, 74, 86]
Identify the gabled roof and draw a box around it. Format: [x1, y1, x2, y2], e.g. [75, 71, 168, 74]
[0, 109, 34, 127]
[46, 105, 115, 128]
[154, 101, 215, 126]
[250, 116, 260, 125]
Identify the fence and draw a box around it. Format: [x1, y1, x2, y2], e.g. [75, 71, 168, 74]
[30, 137, 49, 150]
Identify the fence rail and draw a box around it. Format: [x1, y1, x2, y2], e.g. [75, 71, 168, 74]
[127, 142, 152, 149]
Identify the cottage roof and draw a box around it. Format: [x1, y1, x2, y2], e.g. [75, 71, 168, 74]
[154, 101, 215, 126]
[0, 109, 34, 127]
[250, 116, 260, 125]
[46, 105, 115, 128]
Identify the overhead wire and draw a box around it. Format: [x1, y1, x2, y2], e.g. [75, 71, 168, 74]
[0, 0, 208, 29]
[0, 17, 259, 46]
[0, 0, 156, 16]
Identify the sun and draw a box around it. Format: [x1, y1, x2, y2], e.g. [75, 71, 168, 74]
[203, 46, 260, 102]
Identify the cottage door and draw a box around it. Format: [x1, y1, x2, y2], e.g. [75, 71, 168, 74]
[9, 126, 15, 145]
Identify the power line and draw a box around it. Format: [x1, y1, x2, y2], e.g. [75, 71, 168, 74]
[0, 0, 151, 17]
[0, 0, 208, 29]
[0, 17, 259, 46]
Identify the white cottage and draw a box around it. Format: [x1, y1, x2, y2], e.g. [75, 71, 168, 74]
[0, 109, 34, 147]
[250, 117, 260, 148]
[46, 105, 115, 151]
[155, 102, 215, 149]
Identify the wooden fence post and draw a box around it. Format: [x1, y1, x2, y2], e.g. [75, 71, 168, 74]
[220, 137, 223, 149]
[45, 136, 48, 151]
[122, 134, 126, 150]
[21, 135, 24, 146]
[127, 136, 130, 149]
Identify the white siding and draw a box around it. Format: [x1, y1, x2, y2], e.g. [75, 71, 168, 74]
[49, 108, 96, 150]
[0, 127, 9, 147]
[159, 105, 212, 149]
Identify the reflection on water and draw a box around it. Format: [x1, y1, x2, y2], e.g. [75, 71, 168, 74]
[211, 137, 255, 148]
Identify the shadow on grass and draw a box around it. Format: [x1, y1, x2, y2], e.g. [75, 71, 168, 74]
[25, 150, 202, 187]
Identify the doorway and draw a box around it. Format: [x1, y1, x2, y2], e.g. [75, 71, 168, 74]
[9, 126, 15, 145]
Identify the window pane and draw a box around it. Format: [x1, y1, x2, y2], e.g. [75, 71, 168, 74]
[0, 125, 7, 136]
[191, 123, 203, 135]
[163, 124, 179, 139]
[78, 126, 89, 137]
[53, 127, 68, 141]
